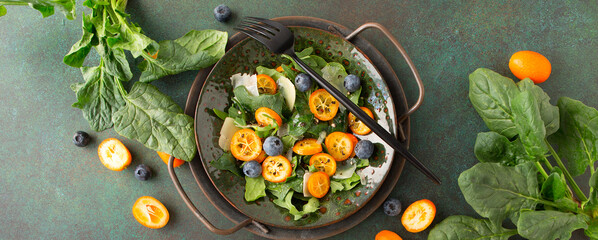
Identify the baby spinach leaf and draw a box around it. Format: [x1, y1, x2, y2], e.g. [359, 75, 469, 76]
[244, 176, 266, 202]
[233, 86, 285, 117]
[517, 210, 588, 240]
[112, 82, 196, 161]
[63, 13, 97, 68]
[428, 215, 517, 240]
[288, 111, 313, 137]
[541, 171, 567, 201]
[511, 90, 548, 157]
[321, 62, 349, 93]
[458, 162, 540, 224]
[549, 97, 598, 177]
[210, 152, 242, 178]
[71, 61, 125, 132]
[281, 64, 296, 81]
[516, 79, 560, 136]
[139, 30, 227, 82]
[468, 68, 520, 138]
[473, 132, 533, 166]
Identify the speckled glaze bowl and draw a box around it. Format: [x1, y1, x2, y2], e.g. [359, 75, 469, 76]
[194, 26, 398, 229]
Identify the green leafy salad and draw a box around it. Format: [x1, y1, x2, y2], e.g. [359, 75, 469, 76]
[210, 47, 378, 220]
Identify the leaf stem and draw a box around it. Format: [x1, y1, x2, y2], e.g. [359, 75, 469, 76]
[545, 139, 588, 202]
[535, 161, 549, 180]
[541, 156, 553, 171]
[0, 2, 28, 5]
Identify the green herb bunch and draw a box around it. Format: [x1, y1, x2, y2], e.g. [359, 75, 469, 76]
[429, 68, 598, 240]
[2, 0, 228, 161]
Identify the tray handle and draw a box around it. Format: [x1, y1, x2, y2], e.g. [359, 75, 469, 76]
[345, 22, 424, 123]
[167, 156, 270, 235]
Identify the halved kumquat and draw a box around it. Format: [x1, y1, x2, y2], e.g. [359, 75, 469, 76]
[309, 89, 339, 121]
[307, 171, 330, 198]
[132, 196, 170, 229]
[292, 138, 323, 155]
[262, 156, 292, 183]
[98, 138, 131, 171]
[256, 74, 277, 94]
[157, 151, 185, 168]
[230, 129, 262, 161]
[348, 107, 374, 135]
[401, 199, 436, 233]
[309, 153, 336, 176]
[325, 132, 354, 161]
[255, 107, 283, 128]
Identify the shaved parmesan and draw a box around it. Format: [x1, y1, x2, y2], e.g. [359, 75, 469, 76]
[230, 73, 259, 96]
[218, 117, 241, 151]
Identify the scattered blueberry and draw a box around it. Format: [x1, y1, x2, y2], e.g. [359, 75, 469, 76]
[243, 161, 262, 178]
[295, 73, 312, 92]
[354, 140, 374, 159]
[263, 136, 283, 156]
[383, 198, 402, 216]
[213, 4, 231, 22]
[344, 74, 361, 93]
[73, 131, 91, 147]
[134, 164, 152, 181]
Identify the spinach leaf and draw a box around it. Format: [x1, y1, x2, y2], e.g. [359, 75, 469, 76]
[511, 90, 548, 157]
[256, 66, 284, 80]
[549, 97, 598, 176]
[212, 108, 228, 120]
[473, 132, 533, 166]
[71, 61, 125, 132]
[585, 171, 598, 218]
[281, 135, 298, 153]
[428, 215, 517, 240]
[139, 30, 227, 82]
[516, 79, 560, 136]
[288, 111, 313, 137]
[112, 82, 196, 161]
[9, 0, 77, 19]
[348, 86, 362, 105]
[210, 152, 242, 177]
[330, 173, 361, 192]
[468, 68, 520, 138]
[517, 210, 588, 240]
[103, 6, 153, 56]
[244, 176, 266, 202]
[63, 13, 97, 68]
[0, 6, 6, 17]
[321, 62, 349, 93]
[233, 86, 286, 117]
[540, 171, 567, 201]
[458, 162, 540, 224]
[585, 218, 598, 239]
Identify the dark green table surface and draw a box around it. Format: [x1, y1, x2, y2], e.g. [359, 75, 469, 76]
[2, 1, 597, 239]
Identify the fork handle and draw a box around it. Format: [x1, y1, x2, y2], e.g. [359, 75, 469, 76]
[288, 53, 441, 185]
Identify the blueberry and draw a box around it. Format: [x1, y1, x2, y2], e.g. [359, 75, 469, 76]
[344, 74, 361, 93]
[213, 4, 231, 22]
[295, 73, 312, 92]
[134, 164, 152, 181]
[263, 136, 283, 156]
[243, 161, 262, 178]
[383, 198, 402, 216]
[354, 140, 374, 159]
[73, 131, 91, 147]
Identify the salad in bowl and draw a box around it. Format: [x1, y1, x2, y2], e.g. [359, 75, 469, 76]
[209, 46, 392, 222]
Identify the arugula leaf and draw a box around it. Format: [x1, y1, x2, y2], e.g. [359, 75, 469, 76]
[112, 82, 196, 161]
[274, 191, 319, 220]
[458, 162, 540, 224]
[516, 79, 560, 136]
[348, 87, 362, 105]
[549, 97, 598, 176]
[139, 30, 227, 82]
[227, 105, 247, 126]
[517, 210, 588, 240]
[468, 68, 520, 138]
[428, 215, 517, 240]
[280, 64, 297, 81]
[281, 135, 298, 153]
[210, 152, 242, 177]
[71, 60, 125, 132]
[256, 66, 284, 80]
[244, 176, 266, 202]
[511, 90, 548, 157]
[288, 111, 313, 137]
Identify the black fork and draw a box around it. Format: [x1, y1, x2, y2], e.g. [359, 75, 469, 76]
[235, 17, 441, 185]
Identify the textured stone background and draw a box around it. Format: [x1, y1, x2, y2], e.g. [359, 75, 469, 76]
[1, 0, 596, 239]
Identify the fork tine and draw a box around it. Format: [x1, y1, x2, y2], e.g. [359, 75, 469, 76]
[242, 17, 280, 32]
[234, 27, 269, 42]
[238, 23, 276, 36]
[238, 24, 273, 39]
